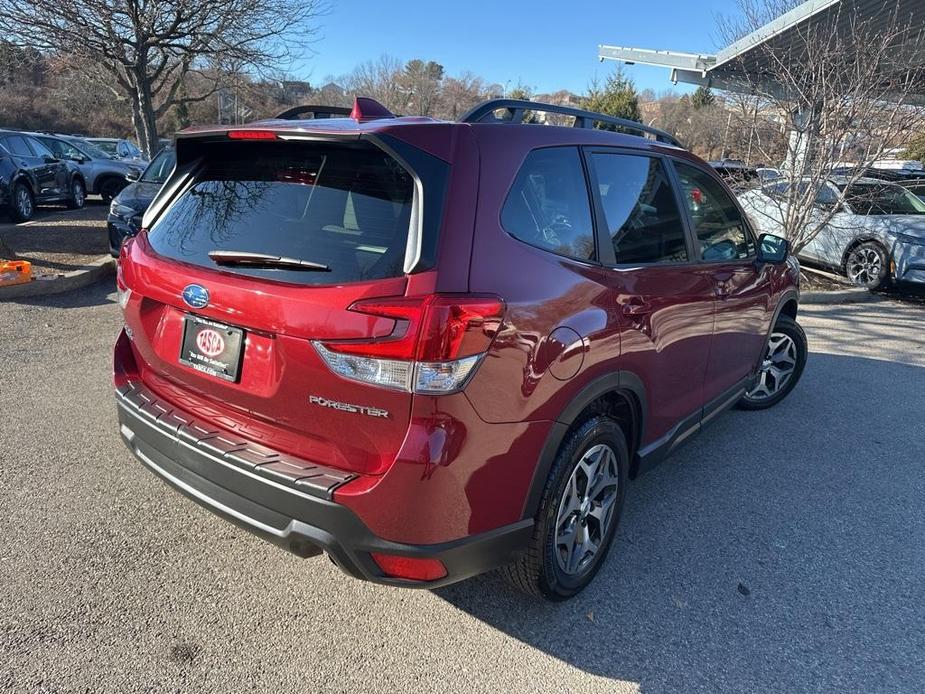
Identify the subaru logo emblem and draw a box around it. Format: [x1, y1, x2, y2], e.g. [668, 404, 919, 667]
[182, 284, 210, 309]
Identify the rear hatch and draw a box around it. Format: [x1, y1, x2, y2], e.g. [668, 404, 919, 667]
[119, 132, 449, 475]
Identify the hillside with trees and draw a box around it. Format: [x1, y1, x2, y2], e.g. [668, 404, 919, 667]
[0, 40, 790, 164]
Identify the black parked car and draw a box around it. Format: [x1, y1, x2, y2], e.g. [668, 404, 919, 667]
[108, 146, 175, 255]
[0, 130, 85, 222]
[708, 159, 761, 192]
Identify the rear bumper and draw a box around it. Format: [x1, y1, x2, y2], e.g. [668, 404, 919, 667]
[115, 380, 531, 588]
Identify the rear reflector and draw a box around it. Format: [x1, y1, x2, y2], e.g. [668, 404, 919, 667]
[370, 553, 447, 581]
[227, 130, 278, 140]
[313, 295, 504, 394]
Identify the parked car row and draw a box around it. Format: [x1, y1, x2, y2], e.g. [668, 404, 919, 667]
[0, 129, 149, 223]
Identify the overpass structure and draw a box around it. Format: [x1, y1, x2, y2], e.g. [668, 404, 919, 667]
[598, 0, 925, 103]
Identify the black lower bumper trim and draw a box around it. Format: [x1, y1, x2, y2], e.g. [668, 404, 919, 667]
[116, 388, 532, 588]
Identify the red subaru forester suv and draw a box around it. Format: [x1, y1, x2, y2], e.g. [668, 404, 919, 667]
[114, 97, 805, 600]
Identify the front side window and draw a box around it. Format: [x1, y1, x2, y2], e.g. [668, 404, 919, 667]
[27, 137, 55, 159]
[501, 147, 595, 261]
[591, 153, 688, 264]
[69, 139, 109, 160]
[676, 162, 755, 261]
[148, 141, 416, 285]
[841, 183, 925, 215]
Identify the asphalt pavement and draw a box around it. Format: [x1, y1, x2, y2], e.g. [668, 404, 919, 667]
[1, 283, 923, 693]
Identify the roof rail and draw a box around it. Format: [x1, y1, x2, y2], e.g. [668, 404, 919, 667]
[274, 104, 352, 120]
[459, 98, 682, 147]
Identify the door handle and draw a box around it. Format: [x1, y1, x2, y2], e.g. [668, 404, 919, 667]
[621, 299, 652, 317]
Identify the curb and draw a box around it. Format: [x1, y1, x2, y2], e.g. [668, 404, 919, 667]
[800, 287, 879, 305]
[0, 256, 115, 300]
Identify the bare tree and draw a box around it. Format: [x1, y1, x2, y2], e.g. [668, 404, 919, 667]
[344, 55, 405, 113]
[437, 72, 489, 120]
[717, 0, 925, 254]
[0, 0, 323, 157]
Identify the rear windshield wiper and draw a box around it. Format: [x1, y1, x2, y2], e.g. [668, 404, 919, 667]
[208, 250, 331, 272]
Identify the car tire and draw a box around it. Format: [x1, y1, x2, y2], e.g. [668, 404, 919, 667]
[66, 178, 86, 209]
[845, 241, 889, 289]
[737, 314, 807, 410]
[503, 416, 628, 601]
[99, 177, 125, 203]
[10, 182, 34, 222]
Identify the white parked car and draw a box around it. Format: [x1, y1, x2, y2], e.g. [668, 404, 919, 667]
[739, 176, 925, 288]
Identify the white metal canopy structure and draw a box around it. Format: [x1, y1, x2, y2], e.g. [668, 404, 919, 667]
[599, 0, 925, 100]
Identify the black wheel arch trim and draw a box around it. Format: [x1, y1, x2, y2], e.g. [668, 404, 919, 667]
[521, 370, 647, 520]
[754, 289, 800, 373]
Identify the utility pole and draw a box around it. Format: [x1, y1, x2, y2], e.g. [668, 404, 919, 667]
[721, 110, 733, 160]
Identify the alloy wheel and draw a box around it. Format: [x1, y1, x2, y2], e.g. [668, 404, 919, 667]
[554, 443, 619, 575]
[72, 180, 85, 207]
[17, 186, 33, 219]
[747, 331, 798, 402]
[846, 247, 883, 287]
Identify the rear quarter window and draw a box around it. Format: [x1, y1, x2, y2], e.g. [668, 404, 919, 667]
[501, 147, 595, 261]
[147, 141, 417, 285]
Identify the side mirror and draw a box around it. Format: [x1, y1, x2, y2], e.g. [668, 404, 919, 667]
[757, 233, 789, 264]
[124, 170, 140, 182]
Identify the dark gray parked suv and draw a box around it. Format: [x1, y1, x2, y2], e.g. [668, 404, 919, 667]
[0, 130, 85, 221]
[30, 133, 143, 201]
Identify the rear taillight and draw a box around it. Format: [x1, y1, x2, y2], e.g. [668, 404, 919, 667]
[313, 295, 504, 394]
[115, 263, 131, 310]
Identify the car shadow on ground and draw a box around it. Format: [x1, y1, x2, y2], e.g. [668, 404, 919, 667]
[437, 351, 925, 693]
[6, 276, 116, 309]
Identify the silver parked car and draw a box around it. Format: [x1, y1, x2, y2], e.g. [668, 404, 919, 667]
[29, 133, 144, 202]
[739, 176, 925, 288]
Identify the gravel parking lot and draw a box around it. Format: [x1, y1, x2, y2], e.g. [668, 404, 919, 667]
[1, 283, 923, 693]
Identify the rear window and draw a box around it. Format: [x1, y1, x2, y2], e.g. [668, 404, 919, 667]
[148, 142, 416, 285]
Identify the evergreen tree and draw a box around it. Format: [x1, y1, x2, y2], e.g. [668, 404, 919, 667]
[691, 85, 716, 109]
[586, 68, 641, 129]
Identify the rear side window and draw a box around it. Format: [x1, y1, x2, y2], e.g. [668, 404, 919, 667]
[5, 135, 33, 156]
[591, 153, 688, 264]
[148, 142, 416, 285]
[501, 147, 595, 261]
[676, 163, 755, 261]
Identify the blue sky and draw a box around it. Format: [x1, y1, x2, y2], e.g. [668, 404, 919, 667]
[297, 0, 741, 96]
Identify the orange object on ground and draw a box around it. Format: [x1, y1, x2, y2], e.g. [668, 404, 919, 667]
[0, 259, 32, 287]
